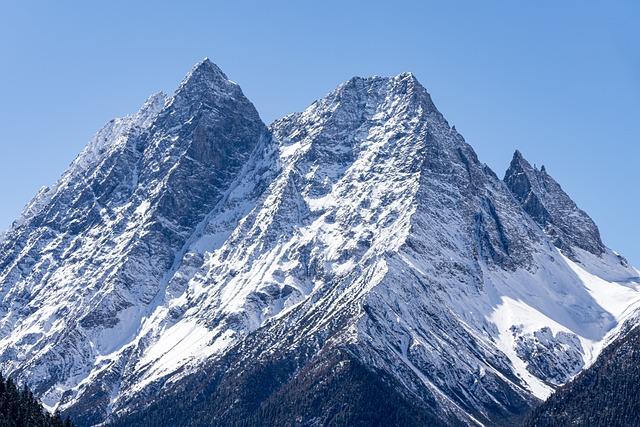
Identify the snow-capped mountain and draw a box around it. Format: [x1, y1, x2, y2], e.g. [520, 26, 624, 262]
[1, 59, 638, 426]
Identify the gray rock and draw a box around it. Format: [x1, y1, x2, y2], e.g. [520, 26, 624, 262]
[0, 61, 637, 427]
[504, 150, 605, 259]
[512, 326, 584, 386]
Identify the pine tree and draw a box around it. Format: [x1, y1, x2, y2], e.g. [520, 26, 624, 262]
[0, 374, 73, 427]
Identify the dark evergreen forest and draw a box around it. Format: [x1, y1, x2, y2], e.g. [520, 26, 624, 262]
[0, 374, 71, 427]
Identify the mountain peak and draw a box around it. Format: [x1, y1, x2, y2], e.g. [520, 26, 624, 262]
[507, 149, 548, 183]
[337, 71, 428, 96]
[173, 58, 235, 100]
[162, 59, 260, 128]
[3, 60, 637, 427]
[190, 57, 228, 79]
[509, 149, 532, 171]
[394, 71, 419, 83]
[504, 150, 604, 258]
[513, 149, 524, 160]
[319, 72, 439, 124]
[390, 72, 437, 112]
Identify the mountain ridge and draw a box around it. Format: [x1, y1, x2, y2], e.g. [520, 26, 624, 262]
[0, 60, 638, 426]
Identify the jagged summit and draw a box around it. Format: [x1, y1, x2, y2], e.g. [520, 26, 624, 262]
[184, 57, 229, 83]
[0, 59, 269, 421]
[334, 72, 438, 116]
[165, 57, 262, 119]
[272, 71, 442, 157]
[176, 58, 232, 93]
[504, 150, 605, 259]
[1, 60, 639, 427]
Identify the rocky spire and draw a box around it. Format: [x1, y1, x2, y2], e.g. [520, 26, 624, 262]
[176, 58, 231, 92]
[504, 150, 604, 258]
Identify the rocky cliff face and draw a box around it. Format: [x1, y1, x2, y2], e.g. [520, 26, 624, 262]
[523, 325, 640, 427]
[1, 60, 638, 426]
[0, 59, 269, 421]
[504, 150, 604, 259]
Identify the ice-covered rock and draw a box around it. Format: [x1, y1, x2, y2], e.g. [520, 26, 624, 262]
[504, 150, 603, 259]
[512, 326, 584, 386]
[0, 60, 638, 426]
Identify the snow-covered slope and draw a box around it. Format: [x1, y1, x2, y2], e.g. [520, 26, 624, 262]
[0, 59, 270, 420]
[0, 60, 638, 426]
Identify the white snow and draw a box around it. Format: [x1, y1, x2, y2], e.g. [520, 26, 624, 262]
[487, 251, 640, 398]
[1, 63, 638, 426]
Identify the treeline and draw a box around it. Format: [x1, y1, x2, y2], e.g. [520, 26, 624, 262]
[522, 326, 640, 427]
[110, 348, 445, 427]
[0, 374, 72, 427]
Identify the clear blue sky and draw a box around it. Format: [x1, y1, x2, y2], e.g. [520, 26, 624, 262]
[1, 1, 638, 265]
